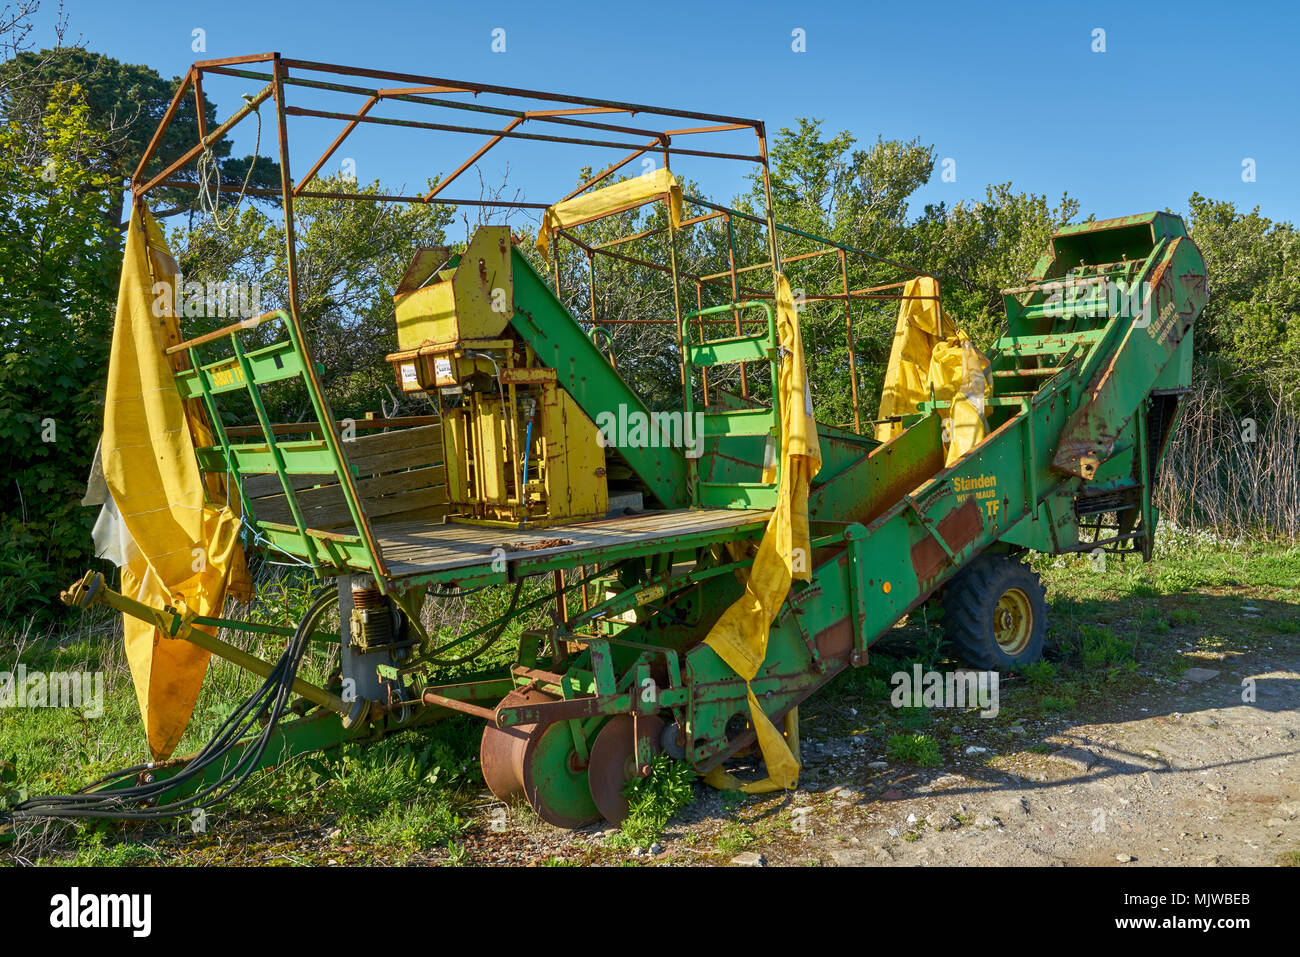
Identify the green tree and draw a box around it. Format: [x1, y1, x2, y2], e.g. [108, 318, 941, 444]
[0, 81, 120, 623]
[1185, 192, 1300, 400]
[166, 174, 456, 424]
[0, 47, 281, 232]
[915, 184, 1081, 346]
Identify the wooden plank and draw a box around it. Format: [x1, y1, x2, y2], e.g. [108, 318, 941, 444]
[351, 442, 444, 477]
[225, 414, 439, 439]
[374, 508, 770, 575]
[346, 423, 442, 463]
[294, 485, 449, 531]
[373, 503, 449, 526]
[253, 466, 447, 529]
[240, 425, 442, 493]
[245, 472, 334, 498]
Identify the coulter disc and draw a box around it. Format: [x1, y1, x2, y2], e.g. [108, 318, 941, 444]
[587, 714, 664, 825]
[520, 721, 602, 829]
[479, 688, 602, 828]
[479, 689, 551, 802]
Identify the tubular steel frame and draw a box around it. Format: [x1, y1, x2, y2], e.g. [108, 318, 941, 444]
[137, 53, 936, 590]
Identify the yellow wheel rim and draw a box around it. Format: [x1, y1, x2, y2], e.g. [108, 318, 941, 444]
[994, 587, 1034, 655]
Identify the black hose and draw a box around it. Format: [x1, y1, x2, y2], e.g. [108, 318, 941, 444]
[421, 580, 525, 666]
[2, 586, 337, 824]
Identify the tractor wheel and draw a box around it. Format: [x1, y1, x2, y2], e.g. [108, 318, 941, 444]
[942, 553, 1047, 671]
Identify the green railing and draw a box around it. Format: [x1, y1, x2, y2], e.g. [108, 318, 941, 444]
[680, 301, 781, 510]
[169, 309, 386, 585]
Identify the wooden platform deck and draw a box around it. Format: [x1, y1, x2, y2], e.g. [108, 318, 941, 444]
[375, 508, 771, 580]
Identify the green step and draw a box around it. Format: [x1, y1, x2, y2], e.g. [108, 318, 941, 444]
[701, 407, 777, 437]
[688, 333, 773, 367]
[994, 329, 1106, 358]
[992, 367, 1064, 378]
[698, 482, 778, 509]
[195, 438, 358, 476]
[176, 339, 309, 399]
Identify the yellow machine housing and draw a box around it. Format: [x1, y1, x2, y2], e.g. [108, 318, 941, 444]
[385, 227, 607, 528]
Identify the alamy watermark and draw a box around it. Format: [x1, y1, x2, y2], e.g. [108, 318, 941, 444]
[595, 404, 705, 459]
[890, 665, 999, 718]
[153, 274, 263, 320]
[0, 665, 104, 719]
[49, 887, 151, 937]
[1042, 278, 1151, 326]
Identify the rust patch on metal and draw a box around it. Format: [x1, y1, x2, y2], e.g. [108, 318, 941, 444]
[910, 498, 984, 584]
[814, 618, 853, 663]
[511, 538, 575, 551]
[850, 445, 945, 527]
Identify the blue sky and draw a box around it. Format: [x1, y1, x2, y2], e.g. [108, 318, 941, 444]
[32, 0, 1300, 229]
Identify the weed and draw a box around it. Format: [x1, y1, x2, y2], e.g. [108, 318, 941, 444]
[1080, 625, 1135, 670]
[857, 676, 890, 701]
[1020, 660, 1058, 684]
[608, 754, 696, 849]
[896, 706, 930, 731]
[716, 821, 756, 854]
[887, 733, 942, 766]
[444, 841, 468, 866]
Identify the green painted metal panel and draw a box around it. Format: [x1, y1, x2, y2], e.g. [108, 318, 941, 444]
[195, 439, 351, 476]
[175, 339, 304, 400]
[509, 248, 689, 509]
[701, 407, 777, 437]
[994, 329, 1107, 358]
[688, 334, 771, 367]
[698, 482, 779, 509]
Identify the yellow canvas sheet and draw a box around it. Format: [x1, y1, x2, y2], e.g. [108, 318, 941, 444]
[874, 276, 992, 465]
[537, 167, 683, 260]
[702, 274, 821, 794]
[103, 205, 250, 759]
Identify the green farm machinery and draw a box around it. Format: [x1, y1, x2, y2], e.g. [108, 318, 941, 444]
[5, 55, 1206, 831]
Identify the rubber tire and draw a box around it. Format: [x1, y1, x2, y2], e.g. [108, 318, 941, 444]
[942, 553, 1048, 671]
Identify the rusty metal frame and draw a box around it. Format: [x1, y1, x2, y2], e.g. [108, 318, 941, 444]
[129, 53, 942, 587]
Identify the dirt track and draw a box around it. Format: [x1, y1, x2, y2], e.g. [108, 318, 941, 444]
[456, 642, 1300, 867]
[779, 660, 1299, 867]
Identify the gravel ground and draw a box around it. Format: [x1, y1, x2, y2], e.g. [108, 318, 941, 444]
[442, 647, 1299, 867]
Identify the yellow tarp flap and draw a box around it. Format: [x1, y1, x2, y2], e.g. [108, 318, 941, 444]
[537, 167, 683, 260]
[702, 274, 821, 794]
[874, 276, 992, 465]
[104, 205, 250, 760]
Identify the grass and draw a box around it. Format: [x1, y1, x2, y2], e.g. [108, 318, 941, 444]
[896, 707, 931, 731]
[886, 733, 942, 766]
[1039, 695, 1076, 713]
[1020, 660, 1058, 684]
[715, 822, 757, 855]
[4, 533, 1299, 866]
[0, 563, 520, 865]
[1079, 625, 1137, 671]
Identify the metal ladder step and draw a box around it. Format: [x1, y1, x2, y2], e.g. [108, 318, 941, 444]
[992, 366, 1064, 378]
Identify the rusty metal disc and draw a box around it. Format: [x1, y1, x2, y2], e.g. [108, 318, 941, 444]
[587, 714, 665, 826]
[519, 719, 602, 829]
[479, 688, 553, 802]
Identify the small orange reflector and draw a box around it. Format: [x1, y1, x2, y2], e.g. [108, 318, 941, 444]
[882, 581, 892, 594]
